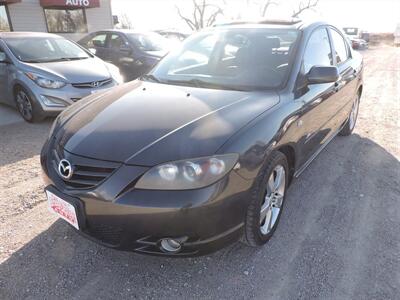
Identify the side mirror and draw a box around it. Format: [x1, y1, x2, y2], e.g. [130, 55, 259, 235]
[88, 48, 97, 55]
[307, 66, 340, 84]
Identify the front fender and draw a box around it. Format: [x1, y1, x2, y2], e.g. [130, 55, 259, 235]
[218, 98, 304, 180]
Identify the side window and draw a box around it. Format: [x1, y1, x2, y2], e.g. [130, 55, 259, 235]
[329, 29, 349, 64]
[303, 28, 333, 74]
[86, 33, 107, 48]
[110, 34, 124, 49]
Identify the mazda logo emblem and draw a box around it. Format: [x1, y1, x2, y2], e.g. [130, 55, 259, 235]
[91, 81, 100, 88]
[58, 159, 73, 180]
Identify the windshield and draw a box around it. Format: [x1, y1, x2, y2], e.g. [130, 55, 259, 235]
[343, 28, 359, 36]
[4, 36, 90, 63]
[147, 28, 299, 90]
[127, 33, 169, 52]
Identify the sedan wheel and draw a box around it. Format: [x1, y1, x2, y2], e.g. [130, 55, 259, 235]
[349, 94, 359, 131]
[243, 151, 288, 247]
[340, 93, 360, 136]
[260, 165, 285, 235]
[14, 88, 44, 123]
[16, 90, 33, 121]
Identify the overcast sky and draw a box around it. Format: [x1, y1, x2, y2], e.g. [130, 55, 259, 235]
[112, 0, 400, 33]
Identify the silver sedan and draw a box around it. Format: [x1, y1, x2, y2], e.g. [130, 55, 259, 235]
[0, 32, 122, 122]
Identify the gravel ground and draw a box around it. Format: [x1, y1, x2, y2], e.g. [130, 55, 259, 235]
[0, 46, 399, 299]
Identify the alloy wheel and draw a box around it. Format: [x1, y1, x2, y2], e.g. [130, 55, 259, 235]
[260, 165, 286, 235]
[16, 90, 33, 121]
[349, 95, 360, 130]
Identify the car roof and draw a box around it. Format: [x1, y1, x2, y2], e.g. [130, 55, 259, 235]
[0, 32, 62, 39]
[212, 19, 329, 32]
[93, 29, 158, 35]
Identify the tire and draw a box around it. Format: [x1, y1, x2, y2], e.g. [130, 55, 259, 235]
[243, 151, 289, 247]
[14, 87, 45, 123]
[339, 93, 360, 136]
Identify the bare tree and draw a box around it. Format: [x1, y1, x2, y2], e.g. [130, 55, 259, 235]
[176, 0, 225, 31]
[119, 13, 133, 29]
[291, 0, 319, 18]
[259, 0, 278, 17]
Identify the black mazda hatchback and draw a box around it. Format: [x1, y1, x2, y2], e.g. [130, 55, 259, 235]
[41, 20, 363, 256]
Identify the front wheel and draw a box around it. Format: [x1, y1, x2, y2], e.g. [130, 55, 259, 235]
[243, 151, 288, 247]
[339, 93, 360, 136]
[14, 87, 45, 123]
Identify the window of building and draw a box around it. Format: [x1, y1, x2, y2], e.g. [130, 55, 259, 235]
[44, 8, 87, 33]
[0, 5, 12, 32]
[329, 28, 350, 64]
[303, 27, 333, 74]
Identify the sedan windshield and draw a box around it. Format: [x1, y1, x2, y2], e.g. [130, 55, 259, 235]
[148, 28, 299, 90]
[4, 37, 90, 63]
[127, 33, 169, 52]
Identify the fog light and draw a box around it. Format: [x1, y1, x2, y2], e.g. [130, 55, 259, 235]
[160, 238, 182, 253]
[40, 95, 67, 107]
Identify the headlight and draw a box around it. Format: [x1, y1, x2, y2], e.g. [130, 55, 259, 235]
[25, 72, 66, 89]
[105, 63, 123, 84]
[135, 154, 239, 190]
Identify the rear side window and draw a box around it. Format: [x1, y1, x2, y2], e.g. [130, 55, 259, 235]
[86, 33, 107, 48]
[303, 27, 333, 73]
[329, 29, 349, 64]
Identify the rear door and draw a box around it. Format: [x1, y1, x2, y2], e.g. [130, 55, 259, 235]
[82, 32, 110, 61]
[295, 26, 338, 166]
[328, 27, 359, 127]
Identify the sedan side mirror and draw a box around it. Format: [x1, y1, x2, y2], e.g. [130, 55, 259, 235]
[307, 66, 340, 84]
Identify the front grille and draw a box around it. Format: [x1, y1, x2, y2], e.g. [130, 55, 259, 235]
[72, 78, 113, 89]
[51, 147, 119, 189]
[86, 223, 123, 246]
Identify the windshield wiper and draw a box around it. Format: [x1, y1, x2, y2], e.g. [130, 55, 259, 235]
[41, 57, 88, 62]
[140, 74, 162, 83]
[23, 59, 43, 63]
[165, 78, 248, 91]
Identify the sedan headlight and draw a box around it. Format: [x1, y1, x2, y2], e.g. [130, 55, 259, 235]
[105, 63, 123, 84]
[25, 72, 66, 89]
[135, 154, 239, 190]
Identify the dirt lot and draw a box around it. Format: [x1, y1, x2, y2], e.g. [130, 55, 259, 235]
[0, 46, 399, 299]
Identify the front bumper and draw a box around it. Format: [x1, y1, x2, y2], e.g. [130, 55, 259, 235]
[29, 81, 118, 114]
[41, 140, 253, 257]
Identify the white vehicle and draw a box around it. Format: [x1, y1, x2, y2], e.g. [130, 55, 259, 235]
[395, 24, 400, 47]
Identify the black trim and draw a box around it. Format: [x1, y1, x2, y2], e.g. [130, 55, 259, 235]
[43, 7, 88, 34]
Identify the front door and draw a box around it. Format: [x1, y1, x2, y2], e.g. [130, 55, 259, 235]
[0, 46, 9, 105]
[295, 26, 339, 167]
[108, 33, 135, 80]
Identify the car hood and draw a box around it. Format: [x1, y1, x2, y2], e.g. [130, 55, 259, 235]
[55, 81, 279, 166]
[24, 57, 111, 83]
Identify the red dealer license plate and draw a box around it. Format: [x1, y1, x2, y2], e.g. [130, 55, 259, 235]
[46, 190, 79, 230]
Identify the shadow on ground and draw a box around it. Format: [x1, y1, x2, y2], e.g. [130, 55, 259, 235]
[0, 118, 53, 167]
[1, 134, 399, 299]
